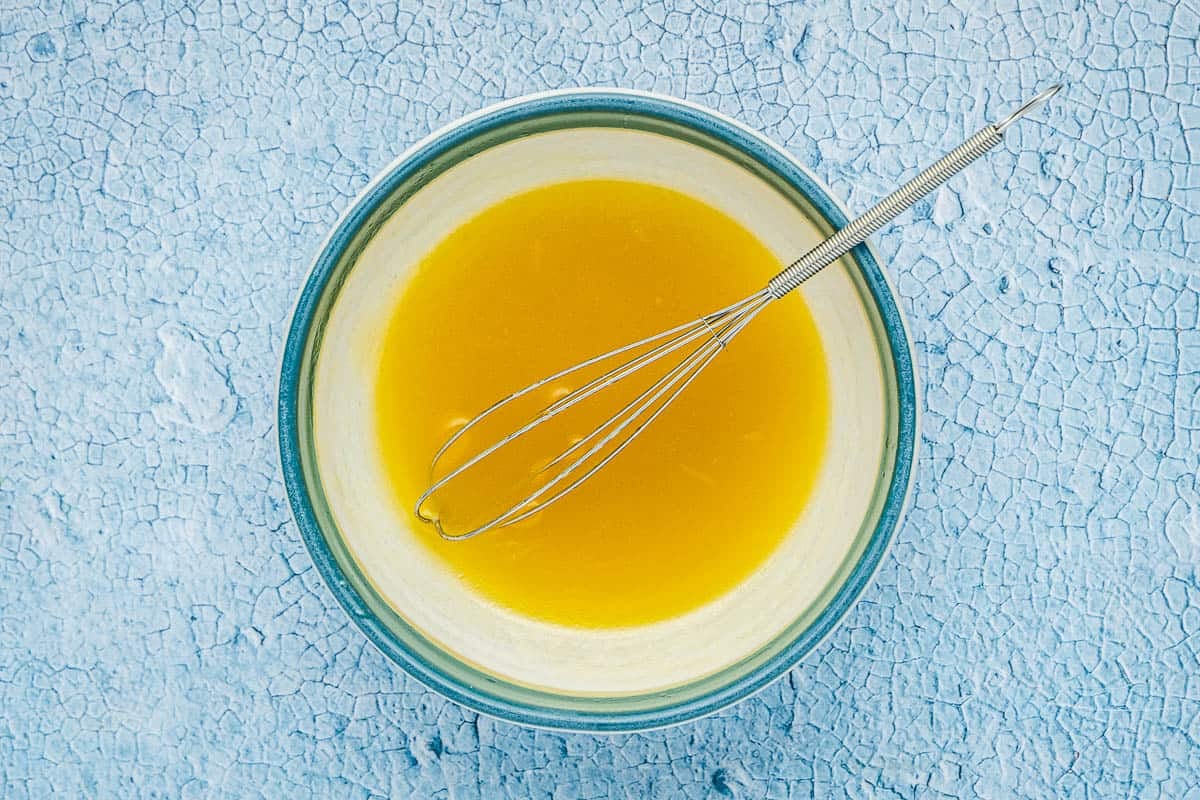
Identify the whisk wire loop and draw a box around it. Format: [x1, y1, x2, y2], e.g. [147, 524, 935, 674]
[414, 290, 774, 540]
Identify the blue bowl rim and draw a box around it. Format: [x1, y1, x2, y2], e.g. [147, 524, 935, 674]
[278, 88, 919, 732]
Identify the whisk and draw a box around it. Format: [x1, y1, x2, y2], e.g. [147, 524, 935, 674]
[416, 84, 1062, 541]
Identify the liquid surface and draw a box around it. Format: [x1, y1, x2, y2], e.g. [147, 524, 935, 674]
[376, 179, 829, 628]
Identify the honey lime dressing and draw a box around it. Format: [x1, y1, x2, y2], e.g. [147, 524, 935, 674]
[376, 179, 829, 628]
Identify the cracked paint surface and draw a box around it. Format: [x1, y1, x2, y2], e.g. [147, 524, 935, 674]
[2, 0, 1199, 796]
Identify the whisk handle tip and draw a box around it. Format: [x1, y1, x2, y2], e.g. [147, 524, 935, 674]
[996, 83, 1063, 134]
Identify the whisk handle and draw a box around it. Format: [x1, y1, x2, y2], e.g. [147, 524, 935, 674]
[767, 84, 1061, 298]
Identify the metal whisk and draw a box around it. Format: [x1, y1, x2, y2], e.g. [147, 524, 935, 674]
[416, 84, 1062, 541]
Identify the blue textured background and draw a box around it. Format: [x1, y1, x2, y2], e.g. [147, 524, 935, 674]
[2, 0, 1199, 796]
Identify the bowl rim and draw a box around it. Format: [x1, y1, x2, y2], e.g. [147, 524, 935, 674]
[278, 88, 920, 732]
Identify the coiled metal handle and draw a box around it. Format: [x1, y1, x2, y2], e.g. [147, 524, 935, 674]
[767, 84, 1061, 299]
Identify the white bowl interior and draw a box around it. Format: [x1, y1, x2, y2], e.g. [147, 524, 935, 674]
[312, 127, 887, 694]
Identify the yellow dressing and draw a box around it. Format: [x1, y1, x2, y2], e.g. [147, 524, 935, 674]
[375, 179, 829, 628]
